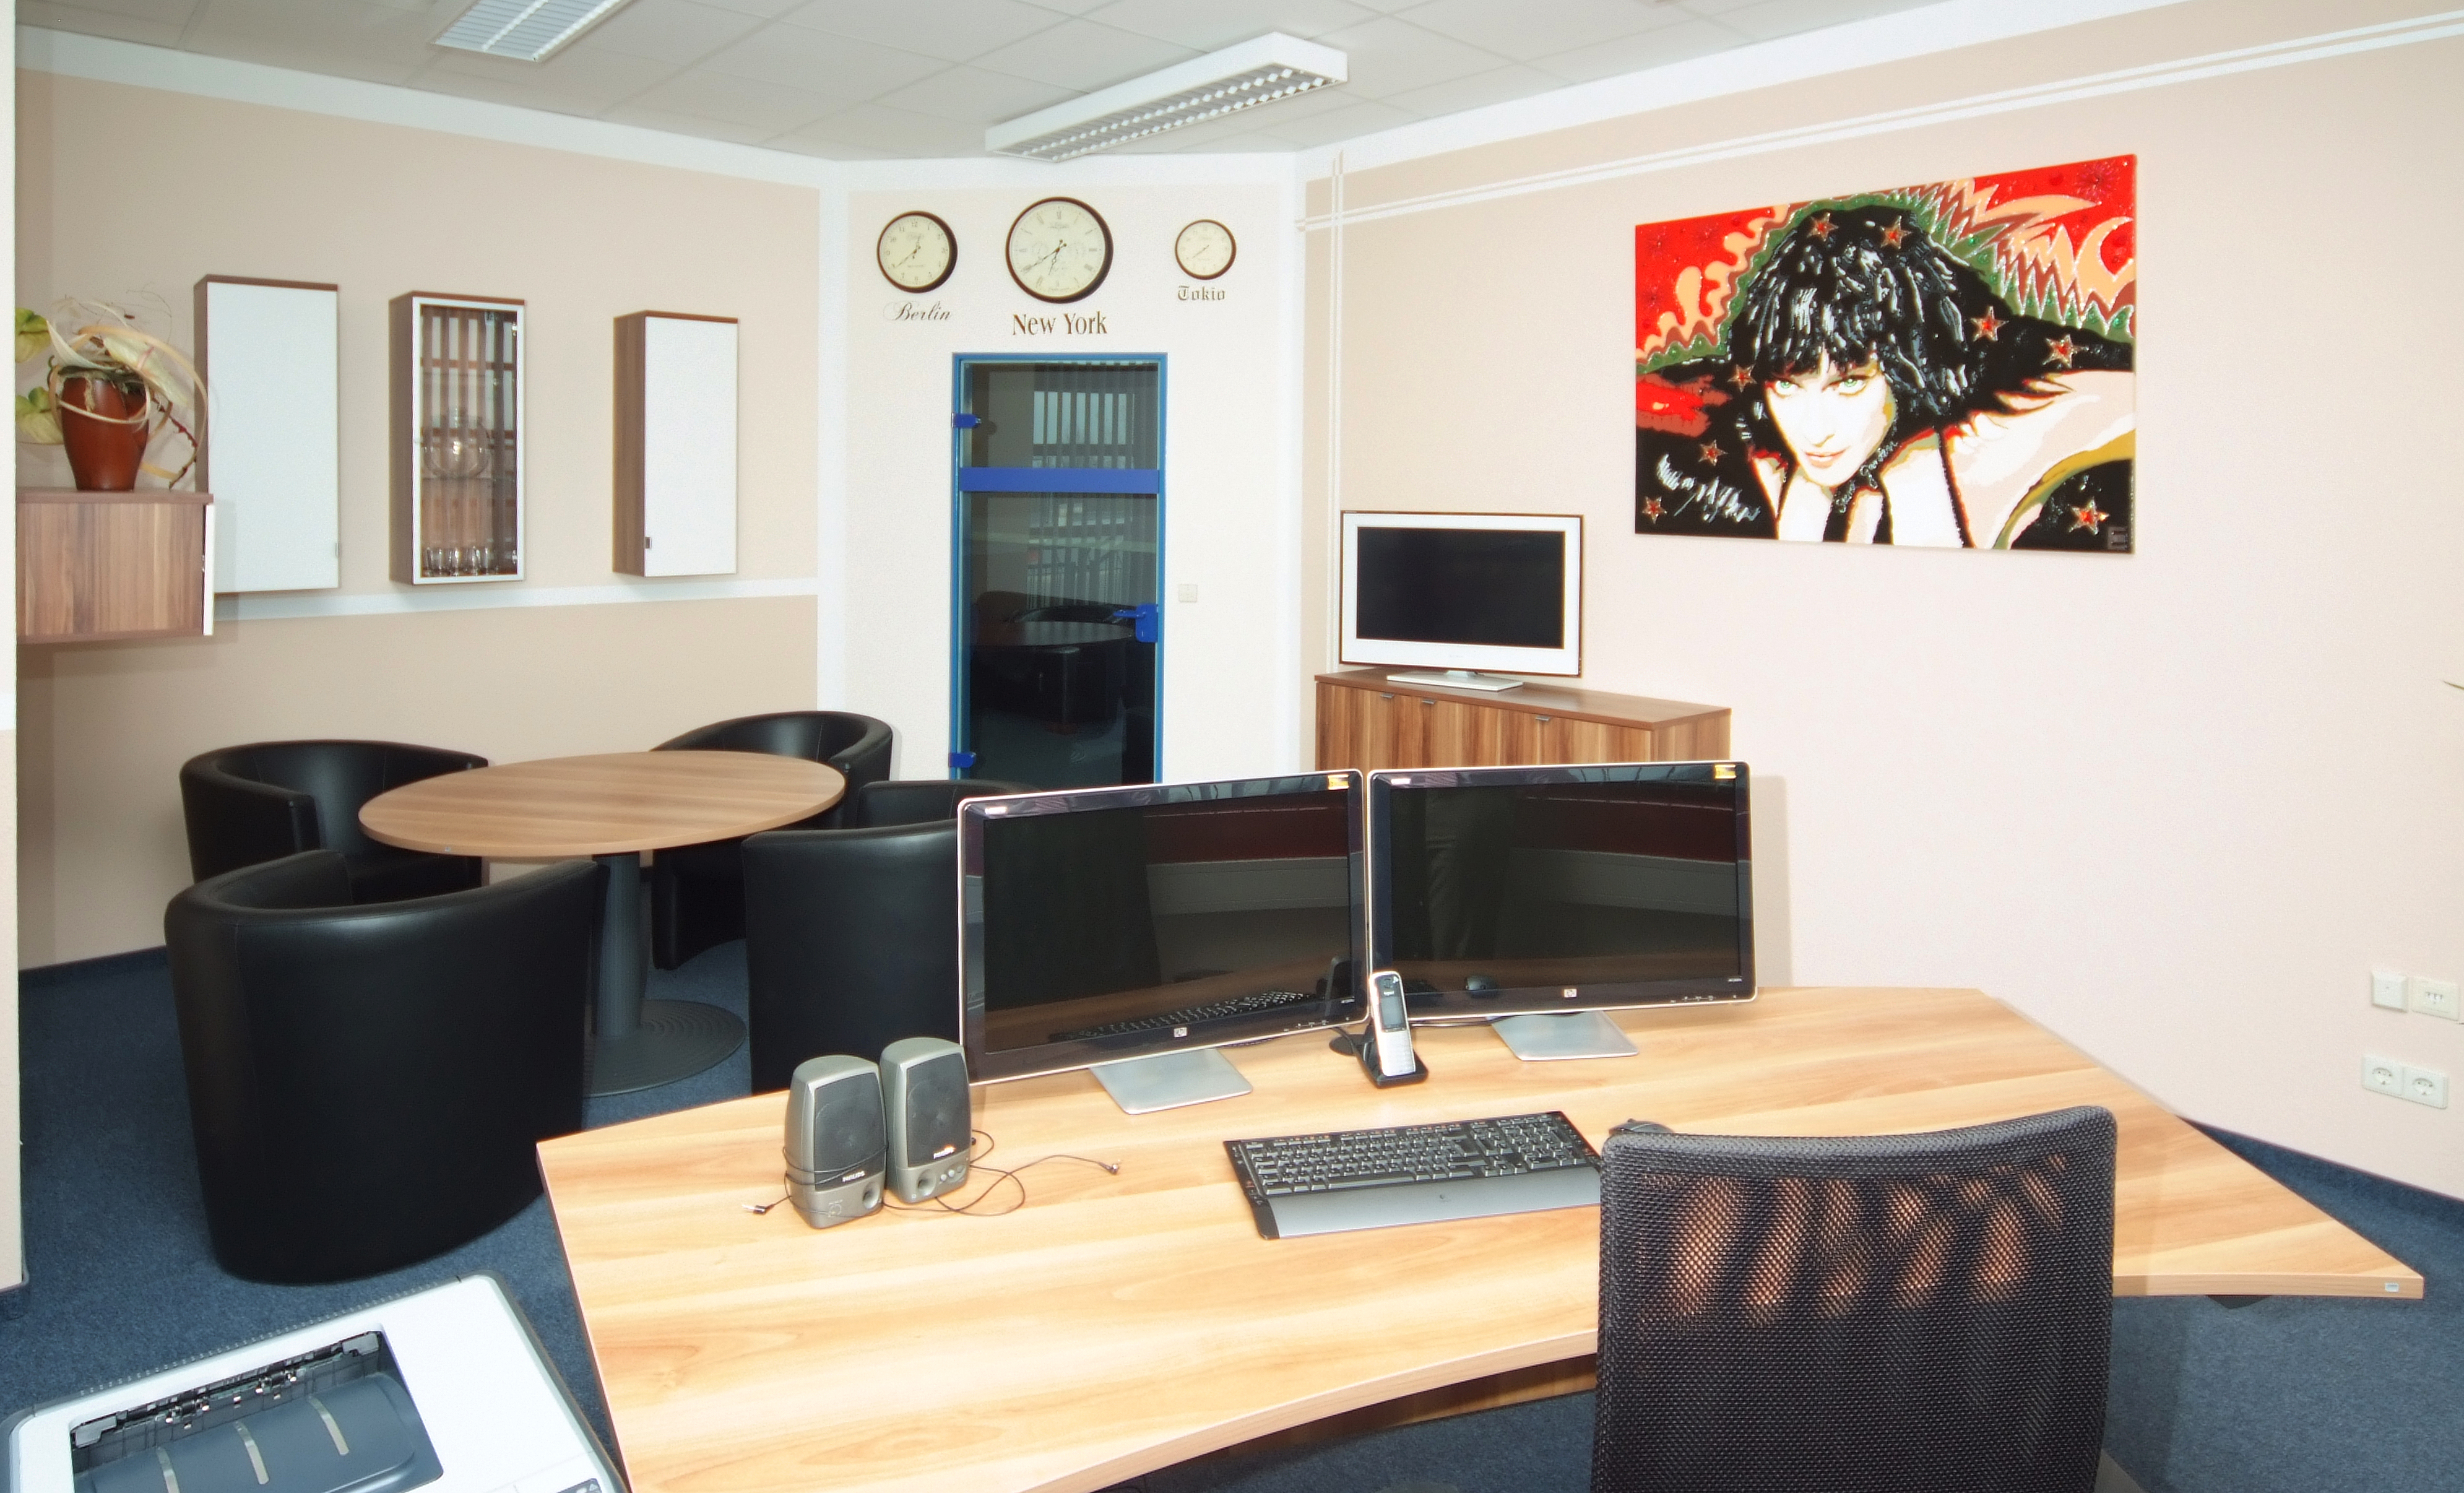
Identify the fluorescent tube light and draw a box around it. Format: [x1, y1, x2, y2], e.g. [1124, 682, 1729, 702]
[434, 0, 634, 63]
[987, 33, 1348, 161]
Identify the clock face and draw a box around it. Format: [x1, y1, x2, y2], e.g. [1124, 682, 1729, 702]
[1175, 220, 1236, 280]
[877, 211, 956, 293]
[1006, 197, 1113, 303]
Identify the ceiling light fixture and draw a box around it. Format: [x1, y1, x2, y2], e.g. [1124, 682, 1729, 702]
[433, 0, 635, 63]
[986, 33, 1347, 162]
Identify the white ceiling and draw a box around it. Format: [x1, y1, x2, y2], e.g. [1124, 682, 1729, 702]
[22, 0, 1943, 159]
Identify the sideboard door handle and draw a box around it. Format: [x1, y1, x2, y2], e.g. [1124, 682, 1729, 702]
[1534, 716, 1552, 724]
[1380, 693, 1396, 699]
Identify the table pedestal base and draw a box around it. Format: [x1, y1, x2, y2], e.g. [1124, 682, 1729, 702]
[589, 850, 742, 1097]
[590, 999, 745, 1096]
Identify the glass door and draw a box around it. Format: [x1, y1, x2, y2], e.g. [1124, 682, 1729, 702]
[953, 358, 1163, 787]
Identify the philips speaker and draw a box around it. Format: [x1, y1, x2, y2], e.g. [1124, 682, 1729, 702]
[881, 1037, 972, 1203]
[784, 1054, 886, 1229]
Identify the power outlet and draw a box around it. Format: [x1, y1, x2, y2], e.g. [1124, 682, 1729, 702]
[2400, 1065, 2450, 1109]
[2363, 1055, 2405, 1097]
[2371, 969, 2410, 1010]
[2407, 976, 2460, 1022]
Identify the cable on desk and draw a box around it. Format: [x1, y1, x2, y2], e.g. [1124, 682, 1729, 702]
[745, 1130, 1119, 1219]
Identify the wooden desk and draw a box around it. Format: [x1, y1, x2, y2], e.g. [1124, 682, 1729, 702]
[536, 988, 2419, 1493]
[363, 751, 843, 1095]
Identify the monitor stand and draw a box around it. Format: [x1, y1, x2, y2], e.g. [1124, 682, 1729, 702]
[1091, 1047, 1255, 1114]
[1383, 669, 1523, 693]
[1491, 1013, 1640, 1061]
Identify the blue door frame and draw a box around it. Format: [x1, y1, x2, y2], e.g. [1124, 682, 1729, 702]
[948, 353, 1168, 781]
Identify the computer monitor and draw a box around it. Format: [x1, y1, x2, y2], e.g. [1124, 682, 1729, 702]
[959, 771, 1364, 1114]
[1339, 511, 1582, 690]
[1366, 761, 1753, 1060]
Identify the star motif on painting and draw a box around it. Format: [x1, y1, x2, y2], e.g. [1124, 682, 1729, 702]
[1729, 364, 1754, 389]
[1970, 309, 2004, 342]
[1641, 496, 1666, 522]
[1878, 217, 1909, 249]
[2067, 498, 2109, 534]
[1697, 440, 1723, 465]
[2044, 335, 2078, 368]
[1807, 212, 1835, 240]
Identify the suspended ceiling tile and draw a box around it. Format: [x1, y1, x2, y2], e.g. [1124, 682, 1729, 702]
[873, 63, 1078, 126]
[570, 0, 769, 64]
[1252, 95, 1420, 146]
[418, 38, 679, 108]
[598, 98, 784, 142]
[17, 2, 191, 48]
[1079, 0, 1375, 51]
[1309, 14, 1504, 100]
[967, 15, 1201, 91]
[699, 23, 948, 101]
[1529, 15, 1745, 84]
[696, 0, 812, 17]
[1381, 61, 1570, 120]
[1714, 0, 1937, 42]
[779, 0, 1069, 64]
[29, 0, 201, 26]
[626, 65, 845, 131]
[1399, 0, 1684, 63]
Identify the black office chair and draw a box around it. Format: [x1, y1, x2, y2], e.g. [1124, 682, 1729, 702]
[649, 710, 894, 969]
[741, 821, 966, 1092]
[165, 850, 602, 1284]
[1593, 1106, 2117, 1493]
[178, 740, 486, 903]
[845, 777, 1034, 829]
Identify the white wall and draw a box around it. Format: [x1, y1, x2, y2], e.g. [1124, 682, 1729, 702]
[836, 162, 1303, 781]
[1302, 0, 2464, 1198]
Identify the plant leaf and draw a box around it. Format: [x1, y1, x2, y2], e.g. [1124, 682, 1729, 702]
[15, 308, 48, 364]
[15, 387, 63, 444]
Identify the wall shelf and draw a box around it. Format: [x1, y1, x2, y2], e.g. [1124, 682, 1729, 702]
[17, 488, 214, 643]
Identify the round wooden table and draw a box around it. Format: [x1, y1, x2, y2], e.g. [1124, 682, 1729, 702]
[361, 751, 845, 1095]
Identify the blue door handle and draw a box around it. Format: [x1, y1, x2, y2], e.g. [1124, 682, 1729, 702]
[948, 751, 978, 772]
[951, 413, 981, 428]
[1111, 603, 1160, 644]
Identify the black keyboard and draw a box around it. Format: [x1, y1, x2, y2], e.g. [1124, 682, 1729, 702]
[1050, 987, 1321, 1043]
[1224, 1111, 1601, 1239]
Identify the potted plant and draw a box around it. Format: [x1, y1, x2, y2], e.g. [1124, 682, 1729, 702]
[15, 299, 203, 491]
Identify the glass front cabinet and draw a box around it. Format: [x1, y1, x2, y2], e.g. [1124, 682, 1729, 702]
[390, 292, 524, 584]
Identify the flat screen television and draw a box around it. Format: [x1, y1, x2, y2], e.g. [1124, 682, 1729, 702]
[959, 771, 1364, 1112]
[1366, 761, 1753, 1060]
[1339, 511, 1582, 689]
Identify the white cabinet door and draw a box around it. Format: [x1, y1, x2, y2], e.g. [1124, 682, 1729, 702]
[198, 279, 340, 592]
[640, 316, 738, 578]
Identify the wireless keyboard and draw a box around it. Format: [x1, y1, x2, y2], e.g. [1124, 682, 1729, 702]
[1224, 1111, 1601, 1240]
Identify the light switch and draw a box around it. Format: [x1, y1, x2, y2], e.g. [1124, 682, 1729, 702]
[1177, 583, 1200, 603]
[2371, 969, 2409, 1010]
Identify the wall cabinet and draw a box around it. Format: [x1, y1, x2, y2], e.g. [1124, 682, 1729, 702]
[18, 489, 214, 642]
[391, 292, 523, 584]
[194, 276, 339, 594]
[614, 311, 738, 578]
[1315, 669, 1728, 771]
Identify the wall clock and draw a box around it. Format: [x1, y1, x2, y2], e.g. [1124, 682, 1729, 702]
[877, 211, 956, 293]
[1174, 220, 1236, 280]
[1006, 197, 1112, 303]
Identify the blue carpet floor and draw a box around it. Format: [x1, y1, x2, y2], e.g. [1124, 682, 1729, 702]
[6, 954, 2457, 1492]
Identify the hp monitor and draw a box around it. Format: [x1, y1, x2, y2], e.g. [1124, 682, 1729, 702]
[1367, 761, 1753, 1060]
[959, 772, 1364, 1113]
[1339, 511, 1582, 690]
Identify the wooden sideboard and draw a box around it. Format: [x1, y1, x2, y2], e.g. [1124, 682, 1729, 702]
[1315, 669, 1729, 772]
[17, 488, 214, 643]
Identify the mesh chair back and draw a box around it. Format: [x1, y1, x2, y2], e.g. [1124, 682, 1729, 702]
[1593, 1106, 2116, 1493]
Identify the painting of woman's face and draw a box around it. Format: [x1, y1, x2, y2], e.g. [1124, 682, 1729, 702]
[1765, 357, 1895, 490]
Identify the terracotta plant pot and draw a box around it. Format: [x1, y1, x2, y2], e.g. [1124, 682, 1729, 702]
[58, 374, 152, 491]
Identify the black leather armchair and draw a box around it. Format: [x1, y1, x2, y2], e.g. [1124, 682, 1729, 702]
[649, 711, 894, 969]
[179, 740, 487, 903]
[742, 821, 966, 1092]
[1591, 1106, 2117, 1492]
[846, 777, 1034, 829]
[165, 851, 602, 1284]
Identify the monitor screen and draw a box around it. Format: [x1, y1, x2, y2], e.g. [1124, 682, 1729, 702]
[1367, 762, 1753, 1020]
[1355, 527, 1564, 649]
[961, 772, 1364, 1084]
[1339, 512, 1583, 678]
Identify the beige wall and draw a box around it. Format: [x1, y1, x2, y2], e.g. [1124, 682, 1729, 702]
[1307, 0, 2464, 1196]
[16, 72, 824, 963]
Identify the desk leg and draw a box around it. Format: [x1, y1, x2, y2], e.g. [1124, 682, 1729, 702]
[587, 850, 743, 1096]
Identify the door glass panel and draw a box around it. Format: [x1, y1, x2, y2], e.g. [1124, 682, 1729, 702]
[956, 360, 1162, 789]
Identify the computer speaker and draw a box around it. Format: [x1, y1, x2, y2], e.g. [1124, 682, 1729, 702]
[783, 1055, 886, 1229]
[881, 1037, 972, 1204]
